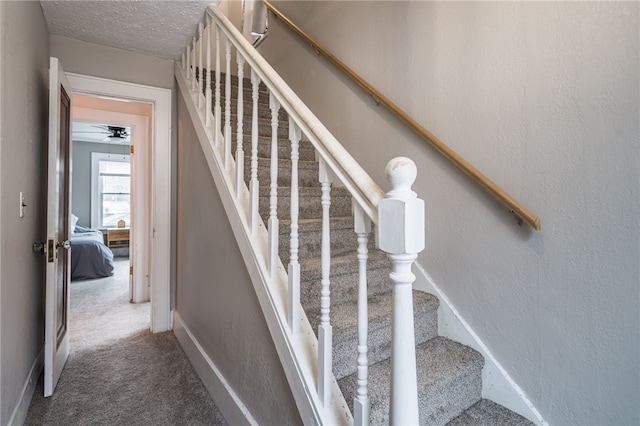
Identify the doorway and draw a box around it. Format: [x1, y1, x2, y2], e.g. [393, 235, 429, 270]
[67, 72, 172, 333]
[71, 97, 151, 304]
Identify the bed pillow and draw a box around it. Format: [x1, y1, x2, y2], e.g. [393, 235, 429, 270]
[70, 214, 79, 233]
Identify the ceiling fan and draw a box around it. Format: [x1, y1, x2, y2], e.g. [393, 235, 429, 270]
[74, 125, 130, 143]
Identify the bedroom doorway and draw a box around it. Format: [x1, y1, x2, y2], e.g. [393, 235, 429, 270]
[71, 96, 152, 306]
[67, 72, 172, 333]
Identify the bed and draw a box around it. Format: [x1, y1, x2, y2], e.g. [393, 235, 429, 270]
[71, 224, 115, 281]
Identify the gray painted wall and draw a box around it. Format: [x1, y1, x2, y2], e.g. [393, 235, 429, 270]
[259, 2, 640, 425]
[176, 95, 302, 425]
[71, 141, 130, 227]
[50, 35, 174, 90]
[0, 2, 50, 423]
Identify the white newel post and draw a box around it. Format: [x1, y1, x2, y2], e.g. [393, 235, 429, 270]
[377, 157, 425, 425]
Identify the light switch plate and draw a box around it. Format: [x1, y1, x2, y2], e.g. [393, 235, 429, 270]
[19, 192, 26, 218]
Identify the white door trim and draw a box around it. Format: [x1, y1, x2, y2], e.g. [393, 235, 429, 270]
[67, 72, 172, 332]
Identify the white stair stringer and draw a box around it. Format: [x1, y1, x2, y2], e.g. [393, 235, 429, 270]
[176, 62, 352, 426]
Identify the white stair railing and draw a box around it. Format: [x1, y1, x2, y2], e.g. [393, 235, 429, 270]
[178, 6, 425, 425]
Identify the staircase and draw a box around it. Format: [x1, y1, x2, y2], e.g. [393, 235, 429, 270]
[220, 73, 533, 425]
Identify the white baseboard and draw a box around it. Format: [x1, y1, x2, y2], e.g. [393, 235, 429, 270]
[412, 262, 547, 426]
[173, 312, 257, 426]
[9, 347, 44, 426]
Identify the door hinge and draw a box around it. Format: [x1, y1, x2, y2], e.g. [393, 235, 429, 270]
[130, 145, 134, 154]
[130, 266, 133, 275]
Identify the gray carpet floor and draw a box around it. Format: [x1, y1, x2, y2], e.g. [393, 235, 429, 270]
[25, 258, 227, 426]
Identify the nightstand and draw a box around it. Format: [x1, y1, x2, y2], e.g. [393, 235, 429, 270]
[107, 228, 130, 248]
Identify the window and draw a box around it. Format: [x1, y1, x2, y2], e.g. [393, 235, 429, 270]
[91, 152, 131, 228]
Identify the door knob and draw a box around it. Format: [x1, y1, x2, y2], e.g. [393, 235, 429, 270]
[56, 240, 71, 250]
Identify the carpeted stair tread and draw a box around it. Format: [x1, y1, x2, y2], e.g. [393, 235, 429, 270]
[338, 336, 484, 426]
[307, 290, 439, 379]
[446, 399, 534, 426]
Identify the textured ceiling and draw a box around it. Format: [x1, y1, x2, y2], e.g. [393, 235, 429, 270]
[40, 1, 217, 60]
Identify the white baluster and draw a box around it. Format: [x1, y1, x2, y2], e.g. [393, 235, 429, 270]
[317, 157, 333, 405]
[268, 93, 280, 279]
[378, 157, 425, 425]
[198, 22, 204, 109]
[288, 118, 301, 333]
[186, 45, 191, 83]
[236, 55, 245, 198]
[205, 17, 212, 129]
[191, 36, 197, 93]
[224, 36, 232, 170]
[214, 26, 221, 147]
[249, 69, 260, 235]
[353, 203, 371, 426]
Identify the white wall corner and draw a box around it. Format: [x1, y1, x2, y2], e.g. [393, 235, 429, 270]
[9, 347, 44, 426]
[173, 312, 257, 426]
[412, 261, 547, 426]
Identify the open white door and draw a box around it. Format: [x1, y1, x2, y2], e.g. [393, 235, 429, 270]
[44, 57, 72, 397]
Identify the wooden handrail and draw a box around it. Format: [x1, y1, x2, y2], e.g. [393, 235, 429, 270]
[263, 0, 541, 231]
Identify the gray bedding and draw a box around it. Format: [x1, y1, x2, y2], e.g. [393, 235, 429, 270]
[71, 225, 114, 281]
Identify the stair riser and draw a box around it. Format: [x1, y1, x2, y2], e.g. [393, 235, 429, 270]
[220, 99, 288, 120]
[232, 138, 316, 162]
[220, 112, 289, 139]
[258, 189, 352, 221]
[300, 265, 391, 310]
[209, 71, 269, 92]
[420, 370, 483, 426]
[219, 84, 269, 102]
[220, 120, 288, 138]
[278, 223, 375, 265]
[194, 70, 261, 91]
[245, 162, 320, 189]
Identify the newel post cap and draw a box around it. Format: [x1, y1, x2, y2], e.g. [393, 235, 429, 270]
[377, 157, 425, 254]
